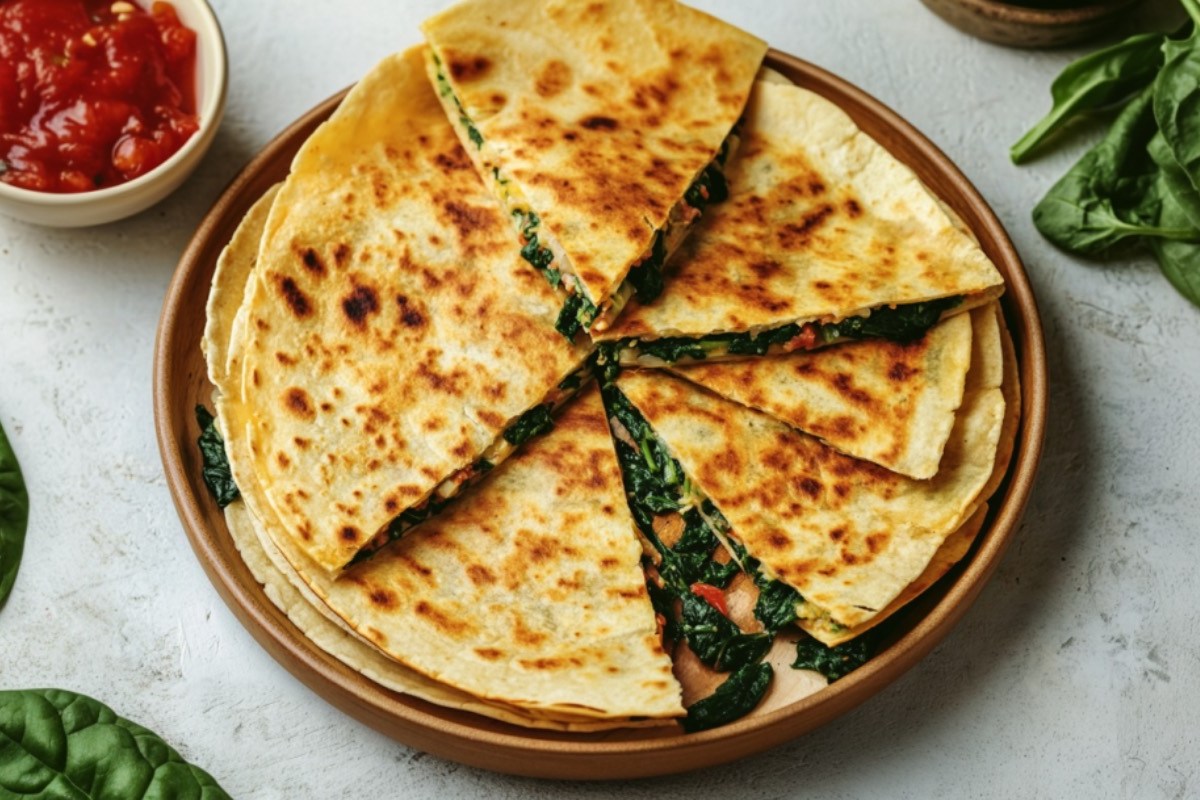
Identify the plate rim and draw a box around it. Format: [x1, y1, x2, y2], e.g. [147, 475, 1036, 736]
[153, 48, 1047, 779]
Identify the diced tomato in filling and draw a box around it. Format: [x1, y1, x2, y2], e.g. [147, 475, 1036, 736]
[782, 323, 819, 352]
[690, 582, 729, 617]
[0, 0, 198, 193]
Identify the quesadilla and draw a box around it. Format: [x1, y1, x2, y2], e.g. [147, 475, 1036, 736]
[219, 48, 593, 575]
[207, 182, 683, 726]
[610, 306, 1005, 645]
[421, 0, 767, 336]
[594, 79, 1005, 365]
[669, 311, 976, 479]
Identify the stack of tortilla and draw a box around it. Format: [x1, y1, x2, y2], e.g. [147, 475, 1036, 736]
[200, 0, 1018, 732]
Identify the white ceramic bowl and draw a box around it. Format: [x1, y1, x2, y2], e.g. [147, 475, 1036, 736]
[0, 0, 227, 227]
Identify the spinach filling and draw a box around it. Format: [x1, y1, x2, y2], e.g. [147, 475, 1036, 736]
[602, 385, 871, 731]
[431, 52, 484, 149]
[512, 208, 599, 339]
[611, 295, 966, 365]
[195, 406, 239, 508]
[503, 404, 554, 446]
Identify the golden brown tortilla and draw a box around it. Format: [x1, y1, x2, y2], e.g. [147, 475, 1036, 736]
[598, 80, 1004, 345]
[422, 0, 767, 328]
[222, 48, 591, 574]
[669, 311, 976, 479]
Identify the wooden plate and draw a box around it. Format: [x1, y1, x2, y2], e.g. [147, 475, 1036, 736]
[153, 50, 1047, 780]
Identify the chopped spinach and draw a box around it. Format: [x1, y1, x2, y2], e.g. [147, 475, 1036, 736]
[0, 419, 28, 609]
[431, 53, 484, 150]
[681, 663, 774, 733]
[684, 162, 730, 210]
[792, 633, 875, 683]
[0, 689, 232, 798]
[679, 591, 772, 672]
[753, 575, 802, 635]
[503, 404, 554, 446]
[554, 289, 599, 339]
[820, 295, 963, 344]
[195, 406, 239, 508]
[625, 230, 667, 305]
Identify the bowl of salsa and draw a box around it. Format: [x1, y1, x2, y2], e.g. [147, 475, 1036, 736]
[0, 0, 226, 226]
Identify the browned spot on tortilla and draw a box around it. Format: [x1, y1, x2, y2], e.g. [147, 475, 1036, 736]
[844, 198, 863, 218]
[434, 148, 471, 174]
[284, 388, 315, 420]
[799, 477, 822, 497]
[368, 588, 396, 608]
[599, 557, 620, 569]
[340, 526, 360, 543]
[832, 373, 874, 406]
[299, 247, 325, 276]
[342, 285, 379, 327]
[414, 600, 467, 635]
[276, 277, 311, 318]
[829, 527, 846, 542]
[779, 204, 835, 247]
[767, 532, 790, 549]
[535, 59, 571, 98]
[889, 362, 919, 381]
[447, 54, 491, 81]
[475, 648, 503, 660]
[467, 564, 496, 585]
[441, 200, 491, 240]
[512, 618, 547, 646]
[581, 115, 619, 131]
[276, 452, 290, 468]
[333, 243, 350, 266]
[866, 532, 890, 554]
[292, 437, 310, 449]
[396, 295, 425, 328]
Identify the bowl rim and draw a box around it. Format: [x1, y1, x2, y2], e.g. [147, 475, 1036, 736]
[0, 0, 228, 207]
[153, 48, 1048, 779]
[930, 0, 1140, 24]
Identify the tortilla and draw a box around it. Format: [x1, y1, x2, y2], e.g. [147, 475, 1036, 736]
[595, 80, 1005, 363]
[421, 0, 767, 333]
[669, 311, 976, 479]
[614, 322, 1005, 639]
[218, 48, 592, 574]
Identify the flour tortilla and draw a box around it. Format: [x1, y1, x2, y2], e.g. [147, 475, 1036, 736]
[207, 183, 683, 726]
[422, 0, 767, 326]
[669, 311, 976, 479]
[598, 80, 1005, 346]
[222, 48, 591, 574]
[615, 325, 1005, 638]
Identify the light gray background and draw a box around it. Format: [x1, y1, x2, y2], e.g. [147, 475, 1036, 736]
[2, 1, 1198, 797]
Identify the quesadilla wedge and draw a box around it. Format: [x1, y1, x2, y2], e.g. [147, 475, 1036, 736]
[669, 311, 976, 479]
[609, 309, 1005, 645]
[421, 0, 767, 336]
[594, 79, 1005, 365]
[220, 48, 593, 575]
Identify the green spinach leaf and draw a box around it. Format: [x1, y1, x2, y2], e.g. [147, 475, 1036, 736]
[1154, 3, 1200, 193]
[0, 689, 231, 799]
[1149, 173, 1200, 307]
[792, 634, 874, 683]
[0, 420, 29, 609]
[821, 296, 963, 344]
[1012, 31, 1166, 164]
[681, 663, 773, 733]
[502, 403, 554, 446]
[678, 592, 772, 672]
[753, 576, 801, 635]
[1149, 131, 1200, 230]
[195, 406, 239, 508]
[1033, 87, 1200, 254]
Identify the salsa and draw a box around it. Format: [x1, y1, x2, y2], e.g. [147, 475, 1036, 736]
[0, 0, 198, 193]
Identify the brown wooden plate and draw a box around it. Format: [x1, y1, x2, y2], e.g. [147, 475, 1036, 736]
[153, 49, 1047, 780]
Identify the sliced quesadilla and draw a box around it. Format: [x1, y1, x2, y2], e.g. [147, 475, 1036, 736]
[610, 311, 1005, 645]
[669, 311, 976, 479]
[421, 0, 767, 335]
[594, 79, 1006, 365]
[219, 48, 593, 574]
[208, 183, 682, 726]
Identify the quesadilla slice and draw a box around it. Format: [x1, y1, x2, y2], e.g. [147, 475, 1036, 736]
[610, 320, 1005, 645]
[669, 311, 976, 479]
[421, 0, 767, 335]
[594, 79, 1005, 365]
[220, 48, 593, 575]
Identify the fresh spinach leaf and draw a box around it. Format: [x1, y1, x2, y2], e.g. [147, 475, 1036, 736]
[792, 634, 874, 683]
[753, 576, 801, 635]
[1149, 131, 1200, 230]
[1033, 87, 1200, 254]
[1149, 173, 1200, 307]
[681, 663, 773, 733]
[1153, 4, 1200, 193]
[195, 406, 239, 509]
[502, 403, 554, 446]
[0, 420, 29, 609]
[1012, 31, 1166, 164]
[0, 689, 231, 799]
[678, 592, 772, 672]
[625, 230, 667, 305]
[821, 296, 963, 344]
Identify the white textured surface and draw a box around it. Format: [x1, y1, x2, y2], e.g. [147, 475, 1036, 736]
[2, 0, 1198, 797]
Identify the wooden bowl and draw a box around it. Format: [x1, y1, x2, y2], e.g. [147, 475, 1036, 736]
[920, 0, 1141, 48]
[153, 49, 1048, 780]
